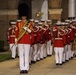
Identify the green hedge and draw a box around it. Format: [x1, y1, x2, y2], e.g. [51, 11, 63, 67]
[0, 53, 11, 62]
[0, 40, 4, 52]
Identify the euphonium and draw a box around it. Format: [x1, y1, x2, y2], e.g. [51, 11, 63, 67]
[16, 21, 31, 43]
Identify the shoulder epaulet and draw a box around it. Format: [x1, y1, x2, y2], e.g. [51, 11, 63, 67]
[8, 27, 11, 30]
[27, 21, 30, 25]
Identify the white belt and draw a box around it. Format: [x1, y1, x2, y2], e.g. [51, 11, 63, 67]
[49, 33, 51, 34]
[10, 35, 15, 37]
[34, 34, 36, 36]
[55, 38, 62, 40]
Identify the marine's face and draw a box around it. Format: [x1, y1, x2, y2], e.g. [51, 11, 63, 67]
[42, 21, 45, 25]
[11, 25, 15, 28]
[32, 21, 35, 25]
[65, 26, 68, 29]
[61, 26, 65, 29]
[22, 16, 26, 20]
[57, 26, 61, 30]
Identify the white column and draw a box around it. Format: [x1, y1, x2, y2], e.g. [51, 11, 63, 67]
[41, 0, 48, 20]
[68, 0, 75, 18]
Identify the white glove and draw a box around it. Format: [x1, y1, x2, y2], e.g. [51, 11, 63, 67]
[27, 28, 31, 33]
[15, 38, 17, 44]
[39, 26, 42, 28]
[23, 27, 27, 30]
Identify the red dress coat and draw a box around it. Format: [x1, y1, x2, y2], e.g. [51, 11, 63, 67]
[54, 30, 64, 47]
[15, 20, 31, 44]
[7, 27, 15, 44]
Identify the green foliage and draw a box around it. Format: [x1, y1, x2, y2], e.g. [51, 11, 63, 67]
[0, 40, 4, 50]
[0, 53, 11, 62]
[52, 19, 58, 25]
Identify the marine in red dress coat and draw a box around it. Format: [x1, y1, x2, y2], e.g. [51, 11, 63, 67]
[7, 21, 17, 59]
[15, 16, 32, 73]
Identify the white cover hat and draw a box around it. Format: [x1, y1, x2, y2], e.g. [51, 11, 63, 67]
[17, 19, 21, 22]
[72, 19, 76, 22]
[35, 20, 39, 23]
[47, 20, 51, 22]
[65, 19, 70, 22]
[38, 22, 42, 25]
[30, 19, 34, 22]
[56, 21, 62, 25]
[65, 23, 69, 25]
[41, 19, 45, 22]
[61, 22, 66, 25]
[11, 22, 16, 25]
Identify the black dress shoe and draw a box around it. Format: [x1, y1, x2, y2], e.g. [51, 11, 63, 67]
[24, 70, 28, 73]
[12, 58, 15, 59]
[56, 63, 59, 65]
[44, 57, 46, 59]
[49, 55, 52, 56]
[62, 62, 65, 64]
[66, 60, 69, 62]
[33, 61, 36, 63]
[37, 60, 40, 61]
[47, 55, 49, 57]
[71, 57, 73, 59]
[29, 63, 31, 65]
[40, 58, 43, 60]
[69, 57, 72, 60]
[31, 60, 34, 63]
[20, 70, 24, 74]
[59, 63, 63, 65]
[47, 55, 52, 57]
[31, 61, 36, 64]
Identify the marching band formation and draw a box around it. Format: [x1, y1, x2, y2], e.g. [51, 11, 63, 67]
[7, 15, 76, 74]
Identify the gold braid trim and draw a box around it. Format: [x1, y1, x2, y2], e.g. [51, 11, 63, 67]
[16, 21, 31, 43]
